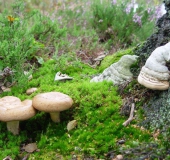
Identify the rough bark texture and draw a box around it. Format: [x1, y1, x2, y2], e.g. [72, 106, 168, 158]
[135, 0, 170, 132]
[135, 0, 170, 68]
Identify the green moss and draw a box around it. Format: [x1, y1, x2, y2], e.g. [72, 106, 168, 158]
[98, 48, 134, 72]
[0, 131, 26, 159]
[0, 50, 154, 159]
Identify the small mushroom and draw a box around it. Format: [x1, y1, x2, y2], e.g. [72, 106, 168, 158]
[0, 96, 36, 135]
[116, 155, 123, 160]
[26, 87, 38, 95]
[32, 92, 73, 123]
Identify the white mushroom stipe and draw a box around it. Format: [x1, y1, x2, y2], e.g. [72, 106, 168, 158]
[50, 112, 60, 123]
[7, 121, 19, 135]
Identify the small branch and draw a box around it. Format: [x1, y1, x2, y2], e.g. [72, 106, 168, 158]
[123, 103, 135, 126]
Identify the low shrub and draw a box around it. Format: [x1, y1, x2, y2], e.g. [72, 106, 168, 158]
[90, 0, 157, 48]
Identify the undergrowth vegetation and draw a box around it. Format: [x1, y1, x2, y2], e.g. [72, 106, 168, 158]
[0, 0, 167, 159]
[0, 53, 153, 159]
[0, 0, 160, 87]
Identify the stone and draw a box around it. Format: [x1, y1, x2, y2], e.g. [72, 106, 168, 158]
[1, 86, 11, 92]
[3, 156, 12, 160]
[22, 143, 38, 153]
[112, 155, 123, 160]
[90, 55, 138, 85]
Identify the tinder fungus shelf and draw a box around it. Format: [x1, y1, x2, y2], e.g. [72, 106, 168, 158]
[138, 42, 170, 90]
[32, 92, 73, 123]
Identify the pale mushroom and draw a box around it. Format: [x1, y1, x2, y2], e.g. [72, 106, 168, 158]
[26, 87, 38, 95]
[0, 96, 36, 135]
[0, 96, 21, 106]
[32, 92, 73, 123]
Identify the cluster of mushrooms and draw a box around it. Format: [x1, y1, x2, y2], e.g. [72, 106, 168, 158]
[0, 91, 73, 135]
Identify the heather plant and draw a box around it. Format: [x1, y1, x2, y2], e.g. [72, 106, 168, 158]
[0, 0, 67, 87]
[0, 2, 37, 87]
[90, 0, 156, 48]
[53, 1, 107, 56]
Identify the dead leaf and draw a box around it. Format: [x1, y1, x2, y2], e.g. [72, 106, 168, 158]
[67, 120, 77, 131]
[22, 143, 38, 153]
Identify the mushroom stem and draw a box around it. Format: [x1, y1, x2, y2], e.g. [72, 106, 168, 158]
[7, 121, 19, 135]
[49, 112, 60, 123]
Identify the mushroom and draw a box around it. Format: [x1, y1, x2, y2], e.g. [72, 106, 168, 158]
[0, 96, 36, 135]
[26, 87, 38, 95]
[32, 92, 73, 123]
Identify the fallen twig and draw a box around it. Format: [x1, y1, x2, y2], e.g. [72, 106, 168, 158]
[123, 103, 135, 126]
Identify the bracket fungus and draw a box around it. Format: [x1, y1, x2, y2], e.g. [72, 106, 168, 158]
[32, 92, 73, 123]
[138, 42, 170, 90]
[0, 96, 36, 135]
[91, 55, 138, 85]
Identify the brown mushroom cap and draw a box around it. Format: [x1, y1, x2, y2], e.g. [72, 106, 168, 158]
[32, 92, 73, 112]
[26, 88, 38, 95]
[0, 99, 36, 122]
[0, 96, 21, 107]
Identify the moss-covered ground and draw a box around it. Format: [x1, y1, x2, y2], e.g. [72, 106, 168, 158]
[0, 49, 156, 159]
[0, 0, 168, 159]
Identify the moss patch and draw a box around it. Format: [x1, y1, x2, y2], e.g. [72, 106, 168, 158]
[0, 49, 153, 159]
[98, 48, 134, 72]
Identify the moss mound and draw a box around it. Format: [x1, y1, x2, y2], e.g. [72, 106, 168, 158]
[0, 49, 153, 159]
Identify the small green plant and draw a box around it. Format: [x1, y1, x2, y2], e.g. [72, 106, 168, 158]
[98, 47, 134, 72]
[90, 0, 156, 48]
[0, 0, 67, 87]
